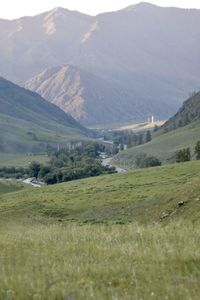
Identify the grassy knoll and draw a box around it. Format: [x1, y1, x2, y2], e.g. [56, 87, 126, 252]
[1, 161, 200, 299]
[1, 161, 200, 224]
[0, 179, 27, 195]
[114, 121, 200, 167]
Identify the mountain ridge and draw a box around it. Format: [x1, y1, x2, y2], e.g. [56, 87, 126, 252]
[0, 3, 200, 125]
[24, 64, 177, 126]
[1, 2, 199, 21]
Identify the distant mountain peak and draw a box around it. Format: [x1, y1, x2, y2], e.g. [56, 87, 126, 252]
[50, 7, 70, 15]
[52, 7, 67, 12]
[45, 7, 71, 20]
[124, 2, 159, 11]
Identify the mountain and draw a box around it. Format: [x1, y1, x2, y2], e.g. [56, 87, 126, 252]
[0, 77, 89, 153]
[114, 91, 200, 165]
[24, 65, 175, 126]
[161, 92, 200, 132]
[0, 3, 200, 125]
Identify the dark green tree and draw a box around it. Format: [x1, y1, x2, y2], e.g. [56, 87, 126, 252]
[145, 130, 152, 143]
[138, 133, 143, 145]
[154, 125, 158, 132]
[135, 153, 147, 168]
[175, 148, 191, 163]
[29, 162, 41, 178]
[135, 153, 161, 168]
[143, 156, 161, 167]
[194, 141, 200, 160]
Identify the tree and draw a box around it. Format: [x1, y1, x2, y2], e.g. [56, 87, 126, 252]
[143, 156, 161, 167]
[138, 133, 143, 145]
[194, 141, 200, 160]
[154, 125, 158, 132]
[135, 153, 147, 168]
[119, 144, 124, 151]
[175, 148, 191, 163]
[135, 153, 161, 168]
[145, 130, 152, 143]
[29, 162, 41, 178]
[38, 165, 51, 178]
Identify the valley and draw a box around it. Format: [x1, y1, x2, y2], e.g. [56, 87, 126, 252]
[0, 2, 200, 299]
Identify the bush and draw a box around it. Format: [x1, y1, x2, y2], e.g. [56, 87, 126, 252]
[135, 153, 161, 168]
[135, 153, 148, 168]
[175, 148, 191, 163]
[194, 141, 200, 160]
[143, 156, 162, 168]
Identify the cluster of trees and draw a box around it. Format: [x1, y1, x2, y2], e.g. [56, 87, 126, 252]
[0, 166, 28, 179]
[163, 115, 192, 133]
[29, 142, 116, 184]
[29, 160, 115, 185]
[175, 141, 200, 163]
[0, 142, 116, 183]
[103, 130, 152, 149]
[134, 153, 161, 168]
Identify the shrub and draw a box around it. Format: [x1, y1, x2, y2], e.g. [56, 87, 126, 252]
[194, 141, 200, 160]
[135, 153, 161, 168]
[175, 148, 191, 163]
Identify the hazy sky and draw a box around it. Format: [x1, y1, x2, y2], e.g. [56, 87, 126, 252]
[1, 0, 200, 19]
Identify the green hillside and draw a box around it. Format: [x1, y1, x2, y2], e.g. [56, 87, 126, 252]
[0, 179, 27, 195]
[162, 91, 200, 132]
[0, 77, 90, 154]
[1, 161, 200, 224]
[0, 162, 200, 299]
[114, 121, 200, 166]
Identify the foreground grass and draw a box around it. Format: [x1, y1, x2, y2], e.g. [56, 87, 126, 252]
[1, 162, 200, 299]
[0, 222, 200, 300]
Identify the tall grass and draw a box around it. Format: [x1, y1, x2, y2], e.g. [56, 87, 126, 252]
[0, 222, 200, 300]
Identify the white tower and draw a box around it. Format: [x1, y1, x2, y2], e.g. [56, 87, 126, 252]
[151, 115, 154, 123]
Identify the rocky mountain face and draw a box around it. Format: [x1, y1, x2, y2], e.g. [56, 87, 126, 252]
[1, 2, 200, 126]
[24, 65, 176, 126]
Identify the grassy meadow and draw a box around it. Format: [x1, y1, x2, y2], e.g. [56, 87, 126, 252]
[0, 153, 49, 167]
[0, 161, 200, 299]
[0, 179, 27, 195]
